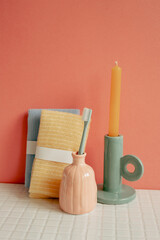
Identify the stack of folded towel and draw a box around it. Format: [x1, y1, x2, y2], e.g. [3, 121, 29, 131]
[25, 108, 85, 199]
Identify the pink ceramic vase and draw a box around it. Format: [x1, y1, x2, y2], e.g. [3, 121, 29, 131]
[59, 152, 97, 215]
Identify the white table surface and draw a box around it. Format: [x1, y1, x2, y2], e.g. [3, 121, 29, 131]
[0, 184, 159, 240]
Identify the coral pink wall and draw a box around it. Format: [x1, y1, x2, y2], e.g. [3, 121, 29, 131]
[0, 0, 160, 189]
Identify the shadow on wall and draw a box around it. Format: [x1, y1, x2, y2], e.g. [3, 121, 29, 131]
[3, 112, 28, 183]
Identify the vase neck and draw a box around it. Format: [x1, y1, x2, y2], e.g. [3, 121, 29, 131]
[72, 152, 86, 165]
[73, 158, 85, 165]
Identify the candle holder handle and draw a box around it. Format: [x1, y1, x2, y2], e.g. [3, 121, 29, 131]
[97, 135, 144, 205]
[121, 155, 144, 182]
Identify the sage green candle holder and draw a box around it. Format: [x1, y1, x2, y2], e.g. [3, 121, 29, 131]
[97, 135, 144, 204]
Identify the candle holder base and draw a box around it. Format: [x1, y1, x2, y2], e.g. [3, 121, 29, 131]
[97, 184, 136, 205]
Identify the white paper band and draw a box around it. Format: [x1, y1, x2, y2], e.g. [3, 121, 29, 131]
[26, 141, 37, 155]
[35, 146, 73, 164]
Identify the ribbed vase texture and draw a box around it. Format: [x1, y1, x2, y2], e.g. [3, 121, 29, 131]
[59, 152, 97, 214]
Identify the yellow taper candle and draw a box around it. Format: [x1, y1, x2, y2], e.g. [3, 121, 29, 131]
[108, 61, 122, 137]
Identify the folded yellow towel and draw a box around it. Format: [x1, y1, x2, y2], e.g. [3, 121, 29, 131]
[29, 110, 85, 198]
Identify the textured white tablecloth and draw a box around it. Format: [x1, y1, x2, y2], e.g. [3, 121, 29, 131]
[0, 184, 159, 240]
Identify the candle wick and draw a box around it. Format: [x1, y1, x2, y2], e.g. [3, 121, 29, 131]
[115, 61, 118, 66]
